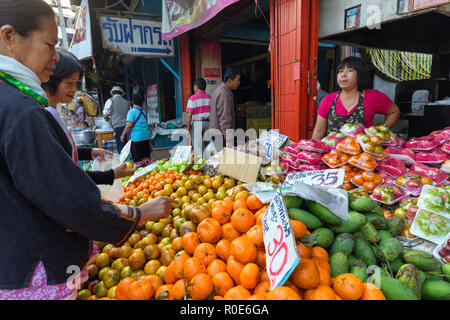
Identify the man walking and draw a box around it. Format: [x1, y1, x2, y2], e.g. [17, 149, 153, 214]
[209, 68, 241, 150]
[103, 86, 131, 154]
[186, 78, 211, 155]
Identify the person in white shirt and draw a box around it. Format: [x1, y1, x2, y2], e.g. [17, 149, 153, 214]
[103, 86, 131, 154]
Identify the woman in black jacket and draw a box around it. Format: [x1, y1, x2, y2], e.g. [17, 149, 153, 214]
[42, 49, 134, 185]
[0, 0, 177, 299]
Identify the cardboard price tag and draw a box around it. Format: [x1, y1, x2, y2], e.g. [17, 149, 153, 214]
[260, 130, 288, 149]
[171, 146, 192, 162]
[283, 169, 345, 189]
[262, 189, 300, 290]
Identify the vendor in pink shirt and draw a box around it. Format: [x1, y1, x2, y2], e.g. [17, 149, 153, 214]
[312, 56, 401, 139]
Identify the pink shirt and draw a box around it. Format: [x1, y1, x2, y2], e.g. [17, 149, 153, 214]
[317, 89, 393, 127]
[186, 90, 211, 121]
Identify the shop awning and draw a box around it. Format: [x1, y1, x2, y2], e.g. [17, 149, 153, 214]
[162, 0, 241, 40]
[320, 8, 450, 54]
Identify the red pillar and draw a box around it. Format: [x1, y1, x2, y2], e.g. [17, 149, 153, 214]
[179, 33, 192, 112]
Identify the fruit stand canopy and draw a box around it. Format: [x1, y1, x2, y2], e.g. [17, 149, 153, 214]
[319, 9, 450, 55]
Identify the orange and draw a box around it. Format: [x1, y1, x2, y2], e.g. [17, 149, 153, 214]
[235, 190, 250, 201]
[171, 254, 190, 281]
[206, 259, 227, 278]
[221, 222, 241, 241]
[360, 283, 386, 300]
[290, 258, 320, 290]
[266, 286, 301, 300]
[197, 218, 222, 244]
[211, 271, 235, 297]
[290, 219, 308, 239]
[194, 243, 217, 267]
[230, 236, 257, 264]
[246, 194, 264, 212]
[181, 232, 200, 255]
[183, 257, 206, 282]
[296, 242, 312, 259]
[239, 263, 260, 290]
[127, 277, 154, 300]
[142, 275, 162, 294]
[362, 171, 376, 181]
[311, 246, 329, 261]
[154, 284, 174, 300]
[255, 249, 266, 269]
[317, 266, 332, 287]
[231, 209, 255, 233]
[246, 225, 264, 248]
[215, 239, 231, 261]
[224, 285, 251, 300]
[226, 256, 244, 285]
[233, 199, 248, 211]
[333, 273, 364, 300]
[189, 273, 214, 300]
[172, 278, 189, 300]
[116, 277, 134, 300]
[254, 280, 271, 298]
[211, 205, 232, 225]
[308, 285, 336, 300]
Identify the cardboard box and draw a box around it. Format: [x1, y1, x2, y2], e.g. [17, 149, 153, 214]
[218, 148, 261, 183]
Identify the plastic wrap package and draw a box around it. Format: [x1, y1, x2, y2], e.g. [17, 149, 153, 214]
[322, 132, 347, 148]
[405, 136, 441, 151]
[92, 155, 124, 202]
[336, 137, 362, 155]
[296, 139, 330, 154]
[340, 123, 365, 137]
[348, 153, 378, 171]
[296, 151, 323, 165]
[322, 149, 349, 168]
[430, 127, 450, 144]
[410, 163, 448, 185]
[415, 149, 448, 164]
[442, 160, 450, 174]
[385, 146, 416, 165]
[442, 141, 450, 154]
[395, 173, 431, 197]
[378, 172, 396, 185]
[296, 164, 328, 172]
[284, 144, 301, 157]
[371, 183, 408, 205]
[376, 157, 407, 177]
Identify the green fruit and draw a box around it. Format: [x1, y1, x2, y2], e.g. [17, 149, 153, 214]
[350, 260, 368, 283]
[422, 280, 450, 300]
[402, 249, 443, 271]
[305, 201, 343, 225]
[390, 259, 404, 274]
[95, 281, 108, 298]
[360, 221, 381, 243]
[120, 266, 133, 279]
[329, 233, 355, 256]
[353, 236, 377, 267]
[330, 252, 349, 278]
[387, 216, 405, 236]
[379, 238, 403, 262]
[347, 255, 359, 267]
[373, 276, 418, 300]
[442, 263, 450, 282]
[365, 213, 389, 230]
[310, 228, 335, 248]
[329, 211, 366, 233]
[288, 208, 323, 230]
[396, 264, 422, 299]
[418, 270, 427, 286]
[379, 230, 393, 241]
[283, 196, 303, 209]
[350, 197, 377, 213]
[77, 289, 92, 300]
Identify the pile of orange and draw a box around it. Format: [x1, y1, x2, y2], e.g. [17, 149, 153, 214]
[351, 170, 384, 192]
[322, 149, 350, 167]
[348, 153, 378, 171]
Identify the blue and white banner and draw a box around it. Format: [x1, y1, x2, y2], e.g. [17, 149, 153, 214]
[99, 16, 174, 57]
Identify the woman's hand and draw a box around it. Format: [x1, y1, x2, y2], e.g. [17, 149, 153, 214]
[383, 103, 401, 128]
[120, 135, 126, 143]
[113, 163, 136, 179]
[311, 115, 328, 140]
[138, 197, 179, 224]
[91, 148, 114, 160]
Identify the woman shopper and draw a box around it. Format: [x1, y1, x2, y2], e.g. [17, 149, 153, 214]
[42, 49, 134, 185]
[0, 0, 177, 299]
[312, 56, 401, 139]
[121, 86, 152, 163]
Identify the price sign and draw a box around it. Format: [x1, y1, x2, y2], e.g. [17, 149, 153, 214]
[170, 146, 192, 162]
[283, 169, 345, 189]
[119, 140, 132, 163]
[125, 162, 159, 187]
[260, 130, 288, 149]
[262, 189, 300, 290]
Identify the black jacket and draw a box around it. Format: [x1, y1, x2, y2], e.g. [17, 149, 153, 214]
[0, 82, 137, 289]
[77, 147, 115, 185]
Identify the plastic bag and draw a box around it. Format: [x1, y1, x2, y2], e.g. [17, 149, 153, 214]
[442, 141, 450, 154]
[204, 141, 217, 161]
[336, 137, 362, 155]
[296, 164, 328, 171]
[296, 139, 330, 154]
[442, 160, 450, 174]
[376, 157, 407, 177]
[92, 154, 124, 202]
[415, 149, 447, 164]
[322, 132, 347, 148]
[406, 136, 441, 151]
[385, 146, 416, 165]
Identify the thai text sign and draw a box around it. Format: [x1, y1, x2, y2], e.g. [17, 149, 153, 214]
[262, 189, 300, 290]
[99, 16, 174, 57]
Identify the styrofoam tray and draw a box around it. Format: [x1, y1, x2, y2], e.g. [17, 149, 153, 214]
[417, 184, 450, 218]
[370, 192, 409, 206]
[432, 233, 450, 264]
[410, 209, 450, 245]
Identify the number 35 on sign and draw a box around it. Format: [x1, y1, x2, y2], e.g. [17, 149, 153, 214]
[262, 189, 300, 290]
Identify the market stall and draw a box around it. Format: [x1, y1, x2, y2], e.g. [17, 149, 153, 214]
[76, 123, 450, 300]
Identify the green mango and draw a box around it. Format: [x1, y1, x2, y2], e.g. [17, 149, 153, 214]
[360, 221, 381, 243]
[283, 196, 303, 209]
[329, 233, 355, 256]
[387, 216, 405, 236]
[402, 249, 443, 271]
[329, 211, 367, 233]
[310, 228, 335, 248]
[330, 252, 349, 278]
[350, 197, 377, 213]
[305, 201, 343, 225]
[288, 208, 323, 230]
[422, 280, 450, 300]
[396, 264, 422, 299]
